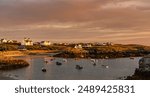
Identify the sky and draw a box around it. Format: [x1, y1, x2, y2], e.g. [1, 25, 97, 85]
[0, 0, 150, 45]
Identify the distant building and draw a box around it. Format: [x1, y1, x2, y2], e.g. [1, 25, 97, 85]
[40, 41, 51, 46]
[7, 40, 13, 43]
[0, 38, 20, 45]
[74, 44, 82, 49]
[0, 38, 7, 43]
[22, 38, 33, 46]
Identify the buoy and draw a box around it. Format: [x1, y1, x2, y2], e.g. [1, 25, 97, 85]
[106, 66, 109, 68]
[56, 62, 62, 65]
[76, 65, 83, 70]
[105, 56, 109, 59]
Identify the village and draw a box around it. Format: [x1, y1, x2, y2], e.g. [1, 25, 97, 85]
[0, 38, 114, 50]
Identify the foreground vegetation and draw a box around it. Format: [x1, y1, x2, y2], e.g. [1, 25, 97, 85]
[54, 44, 150, 58]
[0, 57, 29, 70]
[1, 43, 150, 58]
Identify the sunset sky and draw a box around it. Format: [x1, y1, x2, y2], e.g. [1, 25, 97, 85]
[0, 0, 150, 45]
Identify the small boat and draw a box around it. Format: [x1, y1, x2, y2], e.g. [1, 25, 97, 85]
[62, 59, 67, 62]
[42, 68, 46, 72]
[56, 62, 62, 65]
[102, 65, 109, 68]
[91, 59, 96, 62]
[105, 56, 109, 59]
[76, 65, 83, 70]
[42, 68, 47, 72]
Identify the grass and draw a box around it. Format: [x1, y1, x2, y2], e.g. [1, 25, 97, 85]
[0, 56, 29, 70]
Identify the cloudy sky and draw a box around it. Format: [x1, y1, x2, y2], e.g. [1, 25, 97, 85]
[0, 0, 150, 45]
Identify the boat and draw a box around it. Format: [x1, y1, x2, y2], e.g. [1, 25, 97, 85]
[105, 66, 109, 68]
[56, 62, 62, 65]
[91, 59, 96, 62]
[62, 59, 67, 62]
[102, 65, 109, 68]
[91, 59, 98, 66]
[42, 68, 47, 72]
[75, 65, 83, 70]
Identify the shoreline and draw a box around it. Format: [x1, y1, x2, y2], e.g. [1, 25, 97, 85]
[53, 52, 145, 59]
[0, 50, 57, 57]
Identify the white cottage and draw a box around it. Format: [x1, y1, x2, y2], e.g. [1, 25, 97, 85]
[74, 44, 82, 49]
[0, 39, 7, 43]
[23, 38, 33, 46]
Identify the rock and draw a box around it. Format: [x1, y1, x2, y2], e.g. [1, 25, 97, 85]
[139, 55, 150, 72]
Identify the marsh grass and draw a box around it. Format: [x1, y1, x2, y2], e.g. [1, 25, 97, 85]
[0, 56, 29, 70]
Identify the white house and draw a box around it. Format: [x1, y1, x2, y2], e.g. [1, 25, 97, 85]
[74, 44, 82, 49]
[0, 39, 7, 43]
[22, 38, 33, 46]
[7, 40, 13, 43]
[40, 41, 51, 46]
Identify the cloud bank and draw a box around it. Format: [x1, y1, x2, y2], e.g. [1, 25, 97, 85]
[0, 0, 150, 45]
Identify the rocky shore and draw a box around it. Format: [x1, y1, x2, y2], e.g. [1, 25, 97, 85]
[126, 69, 150, 80]
[54, 49, 148, 59]
[54, 44, 150, 59]
[126, 55, 150, 80]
